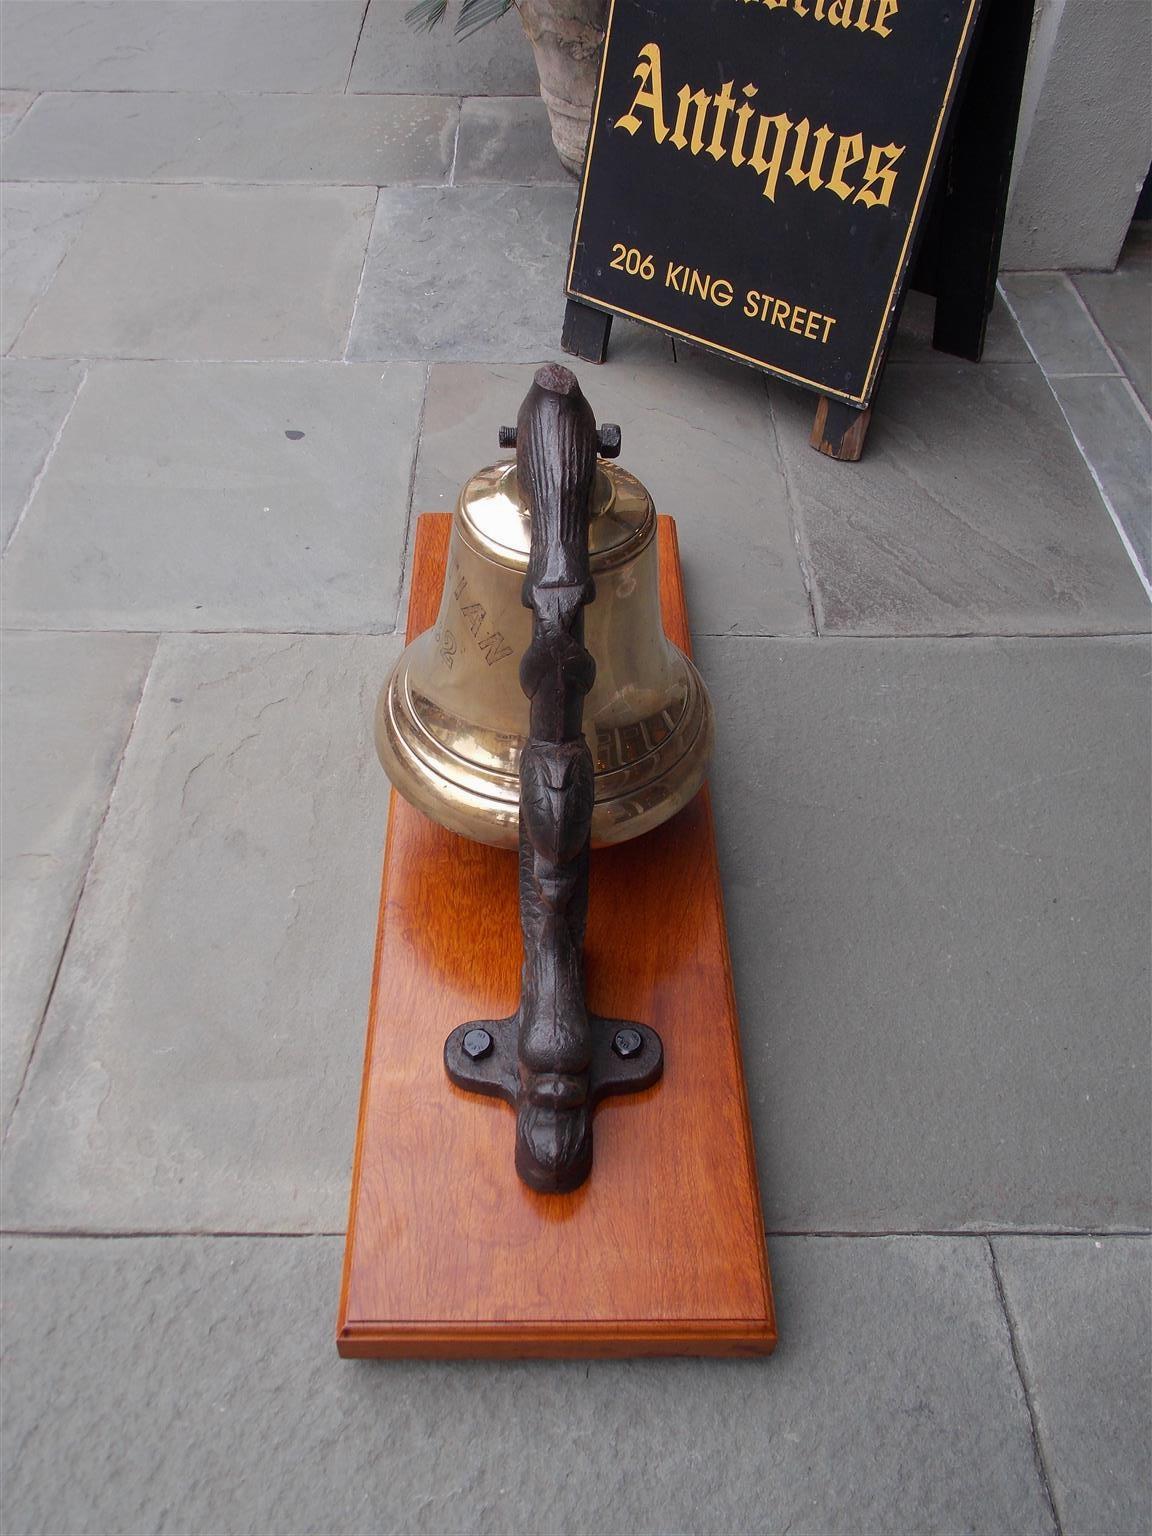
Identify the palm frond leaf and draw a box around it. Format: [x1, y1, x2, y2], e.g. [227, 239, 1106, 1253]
[455, 0, 516, 39]
[405, 0, 449, 33]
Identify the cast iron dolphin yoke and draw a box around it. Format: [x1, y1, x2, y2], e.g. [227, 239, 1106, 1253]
[376, 364, 714, 1192]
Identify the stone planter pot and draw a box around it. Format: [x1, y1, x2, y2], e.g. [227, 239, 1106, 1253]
[517, 0, 608, 177]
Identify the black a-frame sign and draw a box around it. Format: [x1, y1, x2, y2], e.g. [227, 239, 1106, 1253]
[562, 0, 1034, 462]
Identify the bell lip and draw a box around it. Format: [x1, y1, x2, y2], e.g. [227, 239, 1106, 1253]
[394, 629, 701, 788]
[457, 462, 657, 577]
[375, 635, 714, 852]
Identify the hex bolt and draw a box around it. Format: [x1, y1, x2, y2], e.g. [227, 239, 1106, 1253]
[462, 1027, 494, 1061]
[612, 1027, 643, 1059]
[502, 424, 619, 457]
[596, 423, 622, 459]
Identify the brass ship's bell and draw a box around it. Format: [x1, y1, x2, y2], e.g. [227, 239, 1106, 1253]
[376, 441, 714, 849]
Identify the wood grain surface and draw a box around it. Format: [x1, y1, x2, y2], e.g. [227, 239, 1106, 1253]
[338, 514, 776, 1358]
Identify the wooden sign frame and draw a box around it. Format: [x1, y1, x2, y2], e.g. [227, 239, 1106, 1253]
[563, 0, 1034, 461]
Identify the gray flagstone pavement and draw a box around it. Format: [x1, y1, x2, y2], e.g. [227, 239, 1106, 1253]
[2, 4, 1149, 1533]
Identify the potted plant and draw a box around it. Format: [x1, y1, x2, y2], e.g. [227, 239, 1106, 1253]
[407, 0, 607, 176]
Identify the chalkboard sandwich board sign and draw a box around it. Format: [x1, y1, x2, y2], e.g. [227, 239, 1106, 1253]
[565, 0, 997, 451]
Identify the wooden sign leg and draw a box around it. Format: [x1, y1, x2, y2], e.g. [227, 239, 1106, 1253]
[931, 0, 1034, 359]
[810, 0, 1030, 457]
[810, 396, 872, 462]
[562, 298, 613, 364]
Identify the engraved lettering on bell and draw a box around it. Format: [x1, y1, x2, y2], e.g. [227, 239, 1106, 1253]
[459, 601, 485, 636]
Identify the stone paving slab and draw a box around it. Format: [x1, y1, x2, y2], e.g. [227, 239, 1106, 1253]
[1051, 374, 1152, 583]
[1, 634, 401, 1234]
[994, 1237, 1152, 1535]
[13, 183, 377, 361]
[889, 289, 1032, 365]
[696, 633, 1152, 1233]
[412, 355, 814, 637]
[0, 181, 98, 351]
[0, 1234, 1055, 1535]
[347, 185, 578, 363]
[1000, 272, 1119, 378]
[1, 361, 423, 633]
[454, 95, 570, 185]
[0, 357, 83, 547]
[349, 0, 538, 96]
[6, 633, 1148, 1239]
[0, 1, 365, 92]
[1073, 225, 1152, 413]
[771, 363, 1151, 635]
[2, 90, 460, 186]
[0, 2, 1144, 1527]
[0, 89, 35, 138]
[0, 633, 156, 1131]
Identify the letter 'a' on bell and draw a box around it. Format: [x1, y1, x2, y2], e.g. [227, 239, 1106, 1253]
[375, 457, 714, 849]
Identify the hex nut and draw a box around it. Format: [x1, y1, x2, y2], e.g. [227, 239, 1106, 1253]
[462, 1027, 494, 1061]
[612, 1027, 643, 1059]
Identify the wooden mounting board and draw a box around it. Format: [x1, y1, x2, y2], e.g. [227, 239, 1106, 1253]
[338, 513, 776, 1358]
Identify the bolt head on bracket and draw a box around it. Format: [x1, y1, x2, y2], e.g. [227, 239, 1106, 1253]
[612, 1027, 643, 1059]
[497, 422, 622, 460]
[462, 1027, 494, 1061]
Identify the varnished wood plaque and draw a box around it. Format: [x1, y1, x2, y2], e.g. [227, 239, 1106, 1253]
[338, 514, 776, 1358]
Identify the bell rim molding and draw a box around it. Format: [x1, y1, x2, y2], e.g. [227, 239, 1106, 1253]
[376, 638, 715, 851]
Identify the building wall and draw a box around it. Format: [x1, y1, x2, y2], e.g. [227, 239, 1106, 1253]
[1002, 0, 1152, 271]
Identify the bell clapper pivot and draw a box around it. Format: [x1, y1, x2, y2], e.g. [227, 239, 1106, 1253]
[443, 366, 664, 1194]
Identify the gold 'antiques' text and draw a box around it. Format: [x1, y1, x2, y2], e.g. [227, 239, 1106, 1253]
[615, 42, 904, 210]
